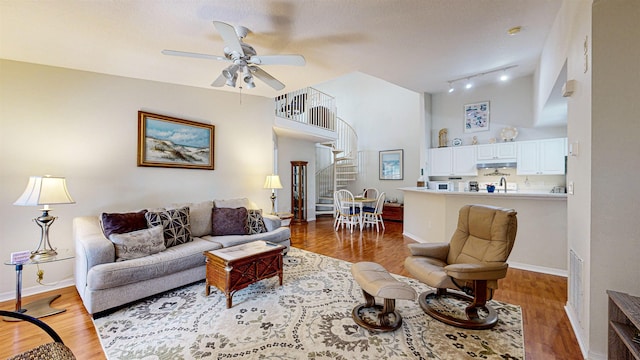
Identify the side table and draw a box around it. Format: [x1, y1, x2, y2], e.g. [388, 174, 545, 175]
[3, 249, 74, 321]
[276, 212, 294, 226]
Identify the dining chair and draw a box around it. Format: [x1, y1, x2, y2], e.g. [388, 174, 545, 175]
[363, 188, 379, 200]
[334, 189, 361, 233]
[363, 192, 386, 232]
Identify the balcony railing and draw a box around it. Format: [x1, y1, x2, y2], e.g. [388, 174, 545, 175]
[274, 87, 336, 132]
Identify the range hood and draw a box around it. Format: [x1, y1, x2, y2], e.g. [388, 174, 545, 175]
[476, 162, 517, 169]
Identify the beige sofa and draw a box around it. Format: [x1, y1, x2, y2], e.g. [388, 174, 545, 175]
[73, 199, 290, 317]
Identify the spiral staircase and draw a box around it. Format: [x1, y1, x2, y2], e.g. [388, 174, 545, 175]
[273, 87, 358, 217]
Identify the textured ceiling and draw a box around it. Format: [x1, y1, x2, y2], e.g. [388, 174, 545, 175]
[0, 0, 562, 98]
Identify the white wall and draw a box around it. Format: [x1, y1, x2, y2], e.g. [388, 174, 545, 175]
[432, 75, 567, 148]
[314, 72, 424, 203]
[275, 137, 317, 220]
[589, 0, 640, 358]
[0, 60, 276, 298]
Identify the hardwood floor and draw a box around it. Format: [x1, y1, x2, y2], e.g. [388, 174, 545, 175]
[0, 216, 582, 359]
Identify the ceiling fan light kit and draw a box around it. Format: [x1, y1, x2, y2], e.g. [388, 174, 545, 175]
[163, 21, 306, 91]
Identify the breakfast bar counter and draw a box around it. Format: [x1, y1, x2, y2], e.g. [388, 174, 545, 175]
[399, 187, 568, 275]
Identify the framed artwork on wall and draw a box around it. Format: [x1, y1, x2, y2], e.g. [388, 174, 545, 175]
[379, 149, 403, 180]
[464, 101, 490, 133]
[137, 111, 215, 170]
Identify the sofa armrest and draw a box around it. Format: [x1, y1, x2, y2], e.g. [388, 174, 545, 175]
[73, 217, 116, 296]
[262, 214, 282, 232]
[407, 243, 450, 261]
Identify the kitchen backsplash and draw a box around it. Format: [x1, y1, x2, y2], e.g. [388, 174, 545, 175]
[430, 168, 566, 193]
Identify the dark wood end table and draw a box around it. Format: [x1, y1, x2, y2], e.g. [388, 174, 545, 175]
[204, 241, 285, 308]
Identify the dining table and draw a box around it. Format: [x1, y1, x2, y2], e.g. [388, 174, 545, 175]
[347, 196, 377, 230]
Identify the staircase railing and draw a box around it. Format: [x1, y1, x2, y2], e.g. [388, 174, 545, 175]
[274, 87, 336, 132]
[314, 117, 358, 215]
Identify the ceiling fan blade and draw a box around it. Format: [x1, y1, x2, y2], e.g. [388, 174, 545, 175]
[162, 49, 228, 62]
[249, 66, 285, 91]
[211, 73, 226, 87]
[248, 54, 306, 66]
[213, 21, 244, 56]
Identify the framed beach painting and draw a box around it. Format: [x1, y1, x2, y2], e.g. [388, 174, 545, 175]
[379, 149, 403, 180]
[137, 111, 215, 170]
[464, 101, 490, 133]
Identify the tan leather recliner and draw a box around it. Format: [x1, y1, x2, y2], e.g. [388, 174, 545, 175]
[404, 204, 517, 329]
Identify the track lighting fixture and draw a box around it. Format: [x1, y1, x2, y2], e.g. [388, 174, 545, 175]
[447, 65, 518, 93]
[465, 79, 473, 89]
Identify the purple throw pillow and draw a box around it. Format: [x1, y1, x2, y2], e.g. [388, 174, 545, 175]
[101, 210, 148, 238]
[212, 207, 248, 236]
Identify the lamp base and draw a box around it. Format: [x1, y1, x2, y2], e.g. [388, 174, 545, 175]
[30, 249, 58, 260]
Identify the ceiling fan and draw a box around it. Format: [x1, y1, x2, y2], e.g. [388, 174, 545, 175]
[162, 21, 306, 91]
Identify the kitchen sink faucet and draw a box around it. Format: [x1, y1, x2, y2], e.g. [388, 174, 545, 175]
[499, 177, 507, 193]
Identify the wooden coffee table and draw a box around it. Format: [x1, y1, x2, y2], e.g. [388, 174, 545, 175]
[204, 241, 285, 308]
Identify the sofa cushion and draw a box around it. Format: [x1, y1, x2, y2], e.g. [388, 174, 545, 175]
[212, 207, 248, 236]
[86, 238, 221, 290]
[101, 210, 148, 238]
[247, 209, 267, 234]
[214, 198, 258, 210]
[109, 225, 166, 261]
[170, 201, 213, 238]
[145, 207, 192, 247]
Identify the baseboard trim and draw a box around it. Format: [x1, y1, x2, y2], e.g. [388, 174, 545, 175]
[564, 304, 589, 359]
[0, 278, 75, 303]
[507, 261, 567, 277]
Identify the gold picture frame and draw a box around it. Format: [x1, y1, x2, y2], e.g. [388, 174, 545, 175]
[137, 111, 215, 170]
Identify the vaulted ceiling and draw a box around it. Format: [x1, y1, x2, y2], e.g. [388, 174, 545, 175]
[0, 0, 562, 98]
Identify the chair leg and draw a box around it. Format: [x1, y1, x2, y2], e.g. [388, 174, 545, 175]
[351, 289, 403, 332]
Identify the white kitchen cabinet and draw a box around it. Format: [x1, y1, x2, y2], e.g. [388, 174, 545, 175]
[430, 146, 477, 176]
[517, 138, 567, 175]
[476, 142, 517, 161]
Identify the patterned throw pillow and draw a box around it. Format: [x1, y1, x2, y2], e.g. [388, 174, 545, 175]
[247, 209, 267, 234]
[101, 210, 148, 238]
[145, 207, 192, 247]
[109, 225, 166, 261]
[212, 207, 248, 236]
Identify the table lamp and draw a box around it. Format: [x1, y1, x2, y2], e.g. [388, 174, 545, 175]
[263, 174, 283, 214]
[14, 175, 75, 259]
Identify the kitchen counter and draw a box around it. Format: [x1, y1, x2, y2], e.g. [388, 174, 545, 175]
[401, 187, 567, 200]
[400, 187, 568, 275]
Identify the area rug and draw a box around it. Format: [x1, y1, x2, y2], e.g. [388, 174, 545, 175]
[93, 248, 524, 359]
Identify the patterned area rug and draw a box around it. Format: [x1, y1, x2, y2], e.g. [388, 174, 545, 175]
[93, 248, 524, 359]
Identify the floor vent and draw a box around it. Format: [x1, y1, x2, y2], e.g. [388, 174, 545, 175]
[569, 249, 584, 323]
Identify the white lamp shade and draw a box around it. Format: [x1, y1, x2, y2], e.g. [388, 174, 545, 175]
[14, 176, 75, 206]
[263, 175, 283, 190]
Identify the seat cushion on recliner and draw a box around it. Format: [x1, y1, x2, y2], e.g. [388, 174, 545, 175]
[404, 256, 456, 289]
[87, 237, 220, 290]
